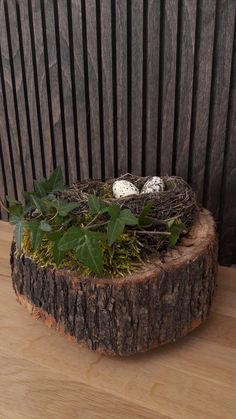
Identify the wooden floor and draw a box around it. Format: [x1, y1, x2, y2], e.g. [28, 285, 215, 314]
[0, 221, 236, 419]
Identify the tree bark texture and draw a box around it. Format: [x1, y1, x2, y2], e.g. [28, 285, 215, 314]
[11, 209, 218, 356]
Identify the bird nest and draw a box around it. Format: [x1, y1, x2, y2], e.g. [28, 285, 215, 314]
[61, 174, 199, 257]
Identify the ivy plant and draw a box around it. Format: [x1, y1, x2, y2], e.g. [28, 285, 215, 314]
[2, 167, 187, 276]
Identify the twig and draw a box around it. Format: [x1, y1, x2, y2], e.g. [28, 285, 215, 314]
[134, 230, 171, 236]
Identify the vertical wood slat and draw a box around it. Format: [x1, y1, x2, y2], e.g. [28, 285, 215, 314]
[116, 0, 128, 175]
[219, 24, 236, 265]
[159, 0, 178, 176]
[203, 0, 236, 221]
[56, 0, 77, 184]
[131, 0, 143, 175]
[188, 0, 216, 204]
[144, 0, 160, 176]
[1, 0, 27, 198]
[174, 0, 197, 180]
[71, 0, 89, 180]
[16, 0, 44, 181]
[100, 0, 114, 179]
[84, 0, 102, 179]
[0, 0, 235, 264]
[30, 0, 53, 177]
[42, 0, 66, 182]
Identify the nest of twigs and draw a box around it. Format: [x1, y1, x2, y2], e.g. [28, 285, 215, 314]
[60, 174, 199, 257]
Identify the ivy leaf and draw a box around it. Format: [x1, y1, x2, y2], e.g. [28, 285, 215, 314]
[107, 217, 125, 246]
[47, 231, 63, 241]
[119, 209, 138, 226]
[34, 178, 49, 197]
[53, 240, 66, 266]
[108, 204, 120, 219]
[138, 201, 153, 227]
[58, 227, 85, 253]
[40, 220, 52, 232]
[6, 195, 21, 206]
[167, 219, 187, 247]
[23, 191, 34, 202]
[88, 194, 108, 215]
[75, 235, 103, 275]
[107, 206, 138, 245]
[9, 214, 22, 225]
[169, 231, 180, 246]
[48, 167, 65, 192]
[8, 203, 23, 217]
[57, 201, 80, 217]
[15, 221, 25, 249]
[29, 221, 44, 251]
[30, 195, 45, 212]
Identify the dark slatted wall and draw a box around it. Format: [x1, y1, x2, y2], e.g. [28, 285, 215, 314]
[0, 0, 235, 266]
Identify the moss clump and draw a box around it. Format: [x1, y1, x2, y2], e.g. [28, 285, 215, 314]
[22, 230, 143, 277]
[99, 182, 113, 199]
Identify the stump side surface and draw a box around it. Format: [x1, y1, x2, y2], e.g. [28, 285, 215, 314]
[11, 210, 218, 356]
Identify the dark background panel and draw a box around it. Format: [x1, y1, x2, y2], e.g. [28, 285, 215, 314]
[0, 0, 235, 266]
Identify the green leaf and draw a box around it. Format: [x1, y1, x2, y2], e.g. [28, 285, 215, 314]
[9, 214, 22, 225]
[30, 195, 45, 212]
[88, 194, 108, 215]
[29, 221, 44, 251]
[6, 195, 21, 206]
[40, 220, 52, 232]
[76, 235, 103, 275]
[48, 167, 65, 192]
[15, 221, 25, 249]
[57, 201, 80, 217]
[107, 217, 125, 246]
[169, 231, 180, 246]
[138, 201, 153, 227]
[108, 204, 120, 219]
[34, 178, 49, 197]
[119, 209, 138, 226]
[167, 218, 187, 247]
[58, 227, 85, 253]
[53, 240, 66, 266]
[9, 203, 23, 217]
[47, 231, 63, 241]
[23, 191, 34, 202]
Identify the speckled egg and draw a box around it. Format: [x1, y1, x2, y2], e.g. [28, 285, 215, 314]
[141, 176, 164, 194]
[112, 180, 139, 198]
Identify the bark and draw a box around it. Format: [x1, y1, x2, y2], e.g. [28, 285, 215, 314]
[11, 209, 218, 356]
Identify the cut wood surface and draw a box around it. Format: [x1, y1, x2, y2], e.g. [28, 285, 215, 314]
[1, 220, 236, 418]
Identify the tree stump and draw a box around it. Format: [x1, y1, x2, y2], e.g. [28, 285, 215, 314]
[11, 209, 218, 356]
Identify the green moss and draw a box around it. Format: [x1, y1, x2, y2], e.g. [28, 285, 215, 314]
[99, 182, 113, 199]
[22, 229, 143, 278]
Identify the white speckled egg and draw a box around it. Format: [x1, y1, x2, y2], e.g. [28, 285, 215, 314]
[141, 176, 164, 194]
[112, 180, 139, 198]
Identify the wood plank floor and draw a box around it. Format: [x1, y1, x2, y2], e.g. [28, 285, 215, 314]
[0, 220, 236, 419]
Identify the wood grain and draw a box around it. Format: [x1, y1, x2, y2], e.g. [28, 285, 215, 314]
[85, 0, 102, 179]
[219, 25, 236, 266]
[0, 220, 236, 418]
[131, 0, 143, 175]
[159, 0, 178, 175]
[204, 0, 236, 219]
[116, 0, 128, 175]
[189, 0, 216, 203]
[100, 0, 115, 179]
[175, 0, 197, 180]
[145, 0, 160, 176]
[71, 0, 90, 180]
